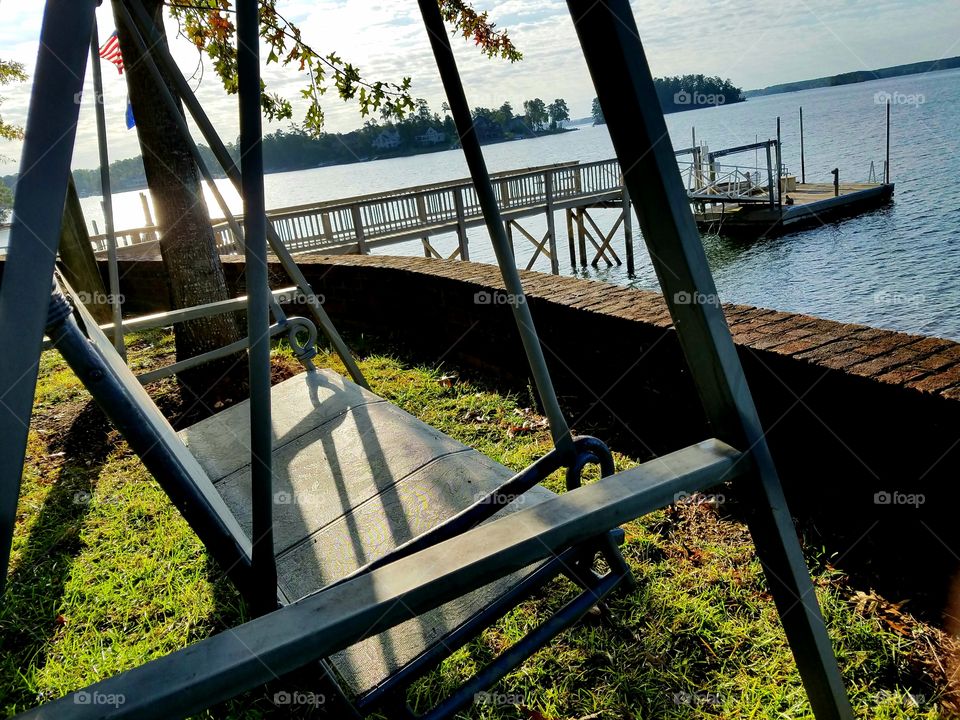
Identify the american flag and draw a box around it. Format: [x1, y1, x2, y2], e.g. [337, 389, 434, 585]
[98, 31, 124, 74]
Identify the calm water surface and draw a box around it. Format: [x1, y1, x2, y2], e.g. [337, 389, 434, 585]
[7, 69, 957, 339]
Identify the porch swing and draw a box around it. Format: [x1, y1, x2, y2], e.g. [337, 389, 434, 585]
[1, 0, 853, 719]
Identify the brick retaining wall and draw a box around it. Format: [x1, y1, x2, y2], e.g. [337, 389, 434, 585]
[76, 253, 960, 617]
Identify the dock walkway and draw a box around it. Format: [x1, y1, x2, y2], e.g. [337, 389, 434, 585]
[91, 159, 634, 274]
[89, 150, 893, 272]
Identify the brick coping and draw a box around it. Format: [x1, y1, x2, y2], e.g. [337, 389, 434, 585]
[285, 254, 960, 402]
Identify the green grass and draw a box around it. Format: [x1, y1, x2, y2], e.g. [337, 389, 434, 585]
[2, 331, 956, 719]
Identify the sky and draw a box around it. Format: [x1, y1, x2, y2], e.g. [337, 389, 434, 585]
[1, 0, 959, 172]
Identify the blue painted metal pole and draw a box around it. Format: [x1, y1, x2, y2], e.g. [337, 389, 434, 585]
[89, 18, 126, 360]
[416, 0, 574, 459]
[236, 0, 277, 614]
[0, 0, 98, 589]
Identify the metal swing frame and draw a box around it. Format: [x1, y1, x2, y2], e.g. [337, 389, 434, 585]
[0, 0, 852, 718]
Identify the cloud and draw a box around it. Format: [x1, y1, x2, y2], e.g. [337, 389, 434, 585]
[1, 0, 958, 173]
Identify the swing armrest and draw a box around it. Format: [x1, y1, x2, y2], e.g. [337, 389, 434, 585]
[19, 439, 743, 720]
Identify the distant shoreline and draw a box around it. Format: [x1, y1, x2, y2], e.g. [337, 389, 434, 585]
[744, 56, 960, 98]
[60, 126, 579, 200]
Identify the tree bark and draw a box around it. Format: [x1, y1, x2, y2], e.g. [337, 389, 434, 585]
[113, 0, 246, 406]
[59, 175, 110, 324]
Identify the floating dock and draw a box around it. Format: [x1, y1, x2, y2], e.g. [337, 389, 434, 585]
[679, 114, 895, 238]
[691, 178, 894, 237]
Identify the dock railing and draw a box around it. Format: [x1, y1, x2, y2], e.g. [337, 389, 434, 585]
[88, 159, 625, 257]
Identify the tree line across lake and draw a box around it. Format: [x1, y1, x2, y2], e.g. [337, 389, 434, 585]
[0, 97, 572, 201]
[0, 73, 743, 205]
[591, 73, 744, 124]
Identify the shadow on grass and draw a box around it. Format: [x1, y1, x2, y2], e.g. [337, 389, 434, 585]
[0, 401, 113, 711]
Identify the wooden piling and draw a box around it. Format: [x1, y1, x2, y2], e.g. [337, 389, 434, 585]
[454, 187, 469, 261]
[544, 171, 558, 274]
[622, 185, 634, 275]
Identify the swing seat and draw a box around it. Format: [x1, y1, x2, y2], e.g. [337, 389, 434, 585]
[179, 367, 556, 696]
[50, 278, 629, 715]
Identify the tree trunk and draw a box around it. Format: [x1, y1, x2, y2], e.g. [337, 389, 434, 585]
[59, 176, 111, 324]
[113, 0, 246, 407]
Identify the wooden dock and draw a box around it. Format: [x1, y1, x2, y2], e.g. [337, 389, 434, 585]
[693, 181, 894, 237]
[88, 146, 894, 272]
[677, 137, 894, 238]
[90, 160, 636, 274]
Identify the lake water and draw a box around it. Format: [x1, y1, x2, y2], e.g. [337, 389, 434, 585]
[5, 68, 959, 339]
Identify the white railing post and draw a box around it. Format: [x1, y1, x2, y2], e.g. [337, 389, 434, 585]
[349, 204, 368, 254]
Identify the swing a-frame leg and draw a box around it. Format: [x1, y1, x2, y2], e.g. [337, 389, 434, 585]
[567, 1, 853, 718]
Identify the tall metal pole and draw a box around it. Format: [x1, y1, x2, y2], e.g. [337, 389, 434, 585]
[566, 1, 852, 717]
[799, 107, 806, 185]
[0, 0, 98, 589]
[236, 0, 277, 615]
[885, 101, 891, 184]
[776, 116, 783, 220]
[89, 19, 126, 359]
[417, 0, 574, 459]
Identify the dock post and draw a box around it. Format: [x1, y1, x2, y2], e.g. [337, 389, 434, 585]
[885, 100, 891, 184]
[350, 204, 368, 254]
[775, 117, 783, 213]
[139, 191, 155, 234]
[320, 212, 334, 246]
[622, 183, 634, 275]
[92, 220, 99, 235]
[799, 107, 806, 184]
[545, 170, 559, 274]
[765, 144, 775, 208]
[454, 186, 469, 261]
[832, 168, 839, 197]
[565, 208, 575, 267]
[505, 219, 515, 258]
[576, 208, 587, 267]
[416, 194, 431, 257]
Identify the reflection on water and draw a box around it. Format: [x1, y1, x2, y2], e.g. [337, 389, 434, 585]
[4, 68, 958, 340]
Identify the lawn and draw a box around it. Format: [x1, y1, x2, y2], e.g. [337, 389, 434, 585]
[1, 329, 956, 719]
